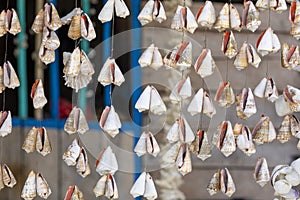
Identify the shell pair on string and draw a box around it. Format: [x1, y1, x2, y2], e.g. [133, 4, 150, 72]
[281, 43, 300, 71]
[138, 0, 166, 26]
[21, 171, 51, 200]
[64, 106, 89, 135]
[63, 47, 95, 92]
[207, 168, 236, 197]
[277, 114, 300, 144]
[98, 57, 125, 87]
[194, 48, 217, 78]
[189, 130, 212, 161]
[214, 82, 235, 108]
[236, 88, 257, 119]
[0, 61, 20, 92]
[134, 131, 160, 157]
[171, 5, 198, 34]
[99, 105, 121, 138]
[31, 79, 47, 109]
[234, 124, 256, 156]
[254, 157, 270, 187]
[256, 0, 287, 13]
[234, 42, 261, 70]
[130, 172, 157, 200]
[212, 121, 236, 157]
[62, 139, 91, 178]
[221, 31, 238, 59]
[61, 8, 96, 41]
[0, 8, 21, 37]
[275, 85, 300, 116]
[167, 117, 195, 144]
[214, 3, 241, 32]
[169, 76, 192, 103]
[139, 44, 163, 70]
[94, 174, 118, 199]
[22, 127, 51, 157]
[195, 1, 216, 29]
[256, 27, 281, 56]
[0, 110, 12, 137]
[242, 1, 261, 32]
[98, 0, 130, 23]
[252, 114, 276, 145]
[0, 164, 16, 191]
[254, 77, 278, 102]
[290, 2, 300, 40]
[64, 185, 84, 200]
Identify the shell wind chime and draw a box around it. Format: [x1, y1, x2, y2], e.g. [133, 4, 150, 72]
[0, 164, 16, 190]
[138, 43, 164, 70]
[166, 118, 195, 144]
[98, 57, 125, 87]
[138, 0, 167, 26]
[235, 88, 257, 119]
[242, 0, 261, 32]
[189, 130, 212, 161]
[254, 77, 278, 102]
[1, 60, 20, 91]
[256, 27, 281, 56]
[169, 76, 192, 103]
[234, 42, 261, 70]
[235, 124, 256, 156]
[64, 185, 84, 200]
[64, 106, 89, 135]
[171, 5, 198, 34]
[134, 131, 160, 157]
[99, 105, 122, 138]
[214, 3, 241, 32]
[277, 114, 300, 144]
[281, 43, 300, 71]
[252, 114, 276, 145]
[98, 0, 130, 23]
[214, 81, 235, 108]
[130, 172, 158, 200]
[256, 0, 287, 13]
[0, 110, 12, 137]
[195, 1, 216, 29]
[0, 8, 21, 37]
[194, 48, 217, 78]
[221, 31, 238, 59]
[254, 157, 270, 187]
[275, 85, 300, 116]
[31, 79, 47, 109]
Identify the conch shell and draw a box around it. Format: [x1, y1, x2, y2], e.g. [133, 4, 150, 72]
[176, 143, 192, 176]
[22, 127, 38, 154]
[214, 3, 241, 32]
[36, 127, 52, 156]
[290, 23, 300, 40]
[80, 13, 96, 41]
[164, 41, 192, 71]
[134, 131, 160, 157]
[236, 125, 256, 156]
[256, 0, 287, 13]
[0, 11, 7, 37]
[221, 31, 238, 59]
[31, 79, 47, 109]
[242, 1, 261, 32]
[98, 57, 125, 87]
[130, 172, 157, 200]
[76, 147, 91, 178]
[281, 43, 300, 71]
[187, 88, 216, 118]
[290, 1, 300, 25]
[2, 164, 16, 188]
[67, 13, 80, 40]
[194, 48, 216, 78]
[95, 146, 118, 176]
[138, 43, 163, 70]
[189, 130, 212, 161]
[93, 174, 118, 199]
[0, 110, 12, 137]
[234, 42, 261, 70]
[277, 115, 300, 143]
[63, 139, 81, 166]
[166, 117, 195, 144]
[252, 114, 276, 145]
[138, 0, 167, 26]
[99, 105, 122, 138]
[281, 85, 300, 113]
[236, 88, 257, 119]
[4, 9, 21, 35]
[214, 82, 235, 108]
[254, 77, 278, 102]
[21, 170, 36, 200]
[43, 3, 62, 31]
[3, 61, 20, 89]
[254, 157, 270, 187]
[64, 106, 89, 135]
[98, 0, 130, 23]
[64, 185, 84, 200]
[256, 27, 281, 56]
[36, 173, 52, 199]
[212, 121, 236, 157]
[135, 85, 166, 115]
[171, 5, 198, 34]
[196, 1, 216, 29]
[169, 76, 192, 103]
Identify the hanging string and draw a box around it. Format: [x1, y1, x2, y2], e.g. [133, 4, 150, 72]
[204, 29, 207, 49]
[111, 11, 115, 58]
[6, 0, 9, 10]
[226, 57, 229, 82]
[75, 0, 78, 8]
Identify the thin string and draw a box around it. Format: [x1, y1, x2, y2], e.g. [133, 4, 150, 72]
[204, 29, 207, 48]
[198, 78, 205, 130]
[111, 10, 115, 58]
[268, 2, 271, 27]
[226, 57, 229, 82]
[6, 0, 9, 10]
[75, 0, 78, 8]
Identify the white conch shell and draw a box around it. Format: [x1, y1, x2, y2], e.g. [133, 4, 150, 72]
[281, 85, 300, 113]
[236, 125, 256, 156]
[171, 5, 198, 34]
[98, 57, 125, 86]
[138, 0, 166, 26]
[214, 3, 241, 32]
[64, 185, 84, 200]
[212, 121, 236, 157]
[134, 131, 160, 157]
[176, 143, 192, 176]
[291, 23, 300, 40]
[0, 111, 12, 137]
[31, 79, 47, 109]
[234, 42, 261, 70]
[221, 31, 238, 59]
[2, 164, 16, 188]
[281, 43, 300, 71]
[62, 139, 81, 166]
[96, 146, 118, 176]
[43, 3, 62, 31]
[36, 127, 52, 156]
[135, 85, 166, 115]
[194, 48, 216, 78]
[36, 173, 52, 199]
[130, 172, 157, 200]
[98, 0, 130, 23]
[236, 88, 257, 119]
[21, 170, 36, 200]
[164, 41, 192, 71]
[220, 168, 236, 197]
[254, 77, 278, 102]
[242, 1, 261, 32]
[99, 105, 121, 138]
[93, 174, 118, 199]
[64, 106, 89, 135]
[256, 27, 281, 56]
[138, 44, 163, 70]
[196, 1, 216, 29]
[256, 0, 287, 13]
[214, 82, 235, 108]
[190, 130, 212, 161]
[76, 147, 91, 178]
[252, 115, 277, 145]
[152, 0, 167, 23]
[275, 95, 293, 117]
[166, 117, 195, 144]
[3, 61, 20, 89]
[81, 13, 96, 42]
[254, 157, 270, 187]
[169, 76, 192, 103]
[5, 9, 22, 35]
[187, 88, 216, 118]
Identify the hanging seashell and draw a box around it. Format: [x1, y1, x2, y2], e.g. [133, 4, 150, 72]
[166, 117, 195, 144]
[214, 3, 241, 32]
[31, 9, 44, 34]
[256, 27, 281, 56]
[169, 76, 192, 103]
[39, 45, 55, 65]
[68, 11, 81, 40]
[233, 122, 243, 138]
[221, 31, 238, 59]
[252, 114, 276, 145]
[277, 115, 300, 143]
[36, 127, 52, 157]
[0, 165, 4, 191]
[21, 170, 36, 200]
[36, 173, 51, 199]
[43, 3, 62, 31]
[242, 1, 261, 32]
[207, 170, 220, 196]
[256, 0, 287, 13]
[254, 157, 270, 187]
[64, 185, 84, 200]
[290, 1, 300, 25]
[0, 10, 7, 37]
[254, 77, 279, 102]
[171, 5, 198, 34]
[236, 125, 256, 156]
[220, 168, 236, 197]
[95, 146, 118, 176]
[281, 43, 300, 71]
[138, 0, 166, 26]
[3, 61, 20, 89]
[190, 130, 212, 161]
[196, 1, 216, 29]
[98, 0, 130, 23]
[31, 79, 47, 109]
[76, 147, 91, 178]
[152, 0, 167, 24]
[134, 131, 160, 157]
[135, 85, 166, 115]
[234, 42, 261, 70]
[164, 41, 192, 71]
[282, 85, 300, 113]
[212, 121, 236, 157]
[130, 172, 158, 200]
[187, 88, 216, 118]
[236, 88, 257, 119]
[22, 127, 38, 153]
[0, 110, 12, 137]
[5, 9, 21, 35]
[81, 13, 96, 41]
[176, 143, 192, 176]
[290, 23, 300, 40]
[194, 48, 216, 78]
[214, 82, 235, 108]
[115, 0, 131, 19]
[62, 139, 81, 166]
[98, 57, 125, 87]
[2, 164, 16, 188]
[64, 106, 89, 135]
[161, 142, 181, 165]
[42, 27, 60, 51]
[138, 44, 163, 70]
[93, 174, 119, 199]
[99, 105, 121, 138]
[275, 95, 293, 117]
